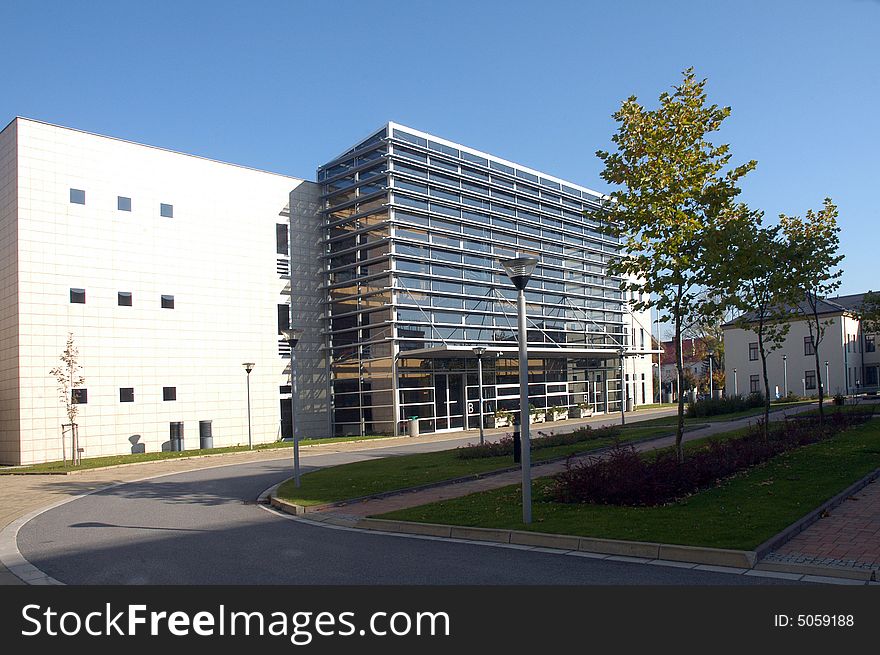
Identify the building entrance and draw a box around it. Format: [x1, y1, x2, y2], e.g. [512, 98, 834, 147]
[433, 372, 466, 431]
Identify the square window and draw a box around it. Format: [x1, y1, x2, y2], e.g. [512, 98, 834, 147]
[749, 375, 760, 394]
[805, 370, 816, 390]
[748, 342, 758, 361]
[70, 188, 85, 204]
[120, 388, 134, 403]
[72, 388, 88, 404]
[804, 336, 815, 356]
[118, 196, 131, 211]
[161, 294, 174, 309]
[70, 288, 86, 304]
[118, 291, 132, 306]
[163, 387, 176, 401]
[160, 203, 174, 218]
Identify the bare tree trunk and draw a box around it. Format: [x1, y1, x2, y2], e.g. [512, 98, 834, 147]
[806, 292, 825, 423]
[757, 316, 771, 440]
[675, 311, 685, 464]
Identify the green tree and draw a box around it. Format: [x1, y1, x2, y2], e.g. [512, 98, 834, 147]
[596, 69, 756, 461]
[779, 198, 844, 421]
[707, 206, 799, 435]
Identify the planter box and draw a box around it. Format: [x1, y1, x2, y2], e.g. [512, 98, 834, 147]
[530, 412, 546, 423]
[570, 407, 593, 419]
[491, 416, 511, 428]
[548, 410, 569, 422]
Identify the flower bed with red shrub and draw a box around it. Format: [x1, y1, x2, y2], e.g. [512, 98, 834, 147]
[454, 426, 620, 460]
[549, 411, 874, 507]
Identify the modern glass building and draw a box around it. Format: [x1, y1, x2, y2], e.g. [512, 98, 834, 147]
[317, 122, 654, 437]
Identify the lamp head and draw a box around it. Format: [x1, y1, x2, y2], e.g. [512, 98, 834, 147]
[500, 256, 538, 291]
[472, 346, 487, 358]
[280, 328, 303, 347]
[242, 362, 255, 374]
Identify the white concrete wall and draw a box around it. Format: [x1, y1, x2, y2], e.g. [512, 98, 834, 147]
[722, 313, 876, 399]
[9, 118, 312, 465]
[0, 120, 20, 464]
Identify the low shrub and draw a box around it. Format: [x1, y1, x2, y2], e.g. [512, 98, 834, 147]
[454, 425, 619, 460]
[549, 411, 871, 506]
[686, 393, 764, 418]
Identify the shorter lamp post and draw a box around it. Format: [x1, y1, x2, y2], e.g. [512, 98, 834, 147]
[280, 328, 304, 487]
[708, 348, 714, 398]
[472, 346, 487, 445]
[824, 360, 829, 397]
[242, 362, 255, 449]
[783, 354, 788, 398]
[733, 368, 738, 396]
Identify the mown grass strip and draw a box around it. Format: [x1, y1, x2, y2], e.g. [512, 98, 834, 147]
[377, 421, 880, 551]
[0, 434, 394, 475]
[276, 425, 692, 507]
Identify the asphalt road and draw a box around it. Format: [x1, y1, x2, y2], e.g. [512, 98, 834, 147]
[17, 441, 803, 585]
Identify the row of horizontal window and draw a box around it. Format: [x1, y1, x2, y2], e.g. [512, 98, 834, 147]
[318, 144, 386, 179]
[69, 188, 173, 217]
[325, 228, 613, 276]
[389, 203, 615, 249]
[70, 288, 175, 308]
[391, 241, 611, 271]
[392, 275, 620, 302]
[321, 157, 608, 239]
[389, 162, 594, 213]
[392, 307, 621, 328]
[327, 244, 614, 284]
[388, 129, 599, 201]
[71, 386, 177, 404]
[326, 160, 596, 218]
[392, 258, 620, 295]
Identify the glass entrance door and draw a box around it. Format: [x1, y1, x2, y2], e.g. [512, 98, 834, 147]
[434, 373, 465, 431]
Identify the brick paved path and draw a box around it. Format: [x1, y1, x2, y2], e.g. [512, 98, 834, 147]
[764, 478, 880, 573]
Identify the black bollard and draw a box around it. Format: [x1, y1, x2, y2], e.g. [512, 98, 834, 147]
[512, 414, 521, 463]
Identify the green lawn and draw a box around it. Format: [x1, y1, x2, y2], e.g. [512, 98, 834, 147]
[276, 425, 681, 507]
[625, 400, 813, 428]
[378, 421, 880, 551]
[0, 434, 395, 475]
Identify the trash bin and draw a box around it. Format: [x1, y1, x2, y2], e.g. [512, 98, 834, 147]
[170, 422, 184, 452]
[199, 420, 213, 449]
[626, 396, 634, 412]
[408, 417, 419, 438]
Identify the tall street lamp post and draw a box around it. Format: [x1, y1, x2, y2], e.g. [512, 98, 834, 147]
[242, 362, 255, 449]
[619, 347, 626, 426]
[501, 256, 538, 525]
[281, 328, 304, 487]
[472, 346, 487, 446]
[783, 354, 788, 398]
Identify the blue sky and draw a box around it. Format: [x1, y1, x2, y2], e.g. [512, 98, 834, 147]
[3, 0, 877, 297]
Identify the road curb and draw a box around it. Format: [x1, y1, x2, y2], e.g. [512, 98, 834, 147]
[347, 517, 756, 567]
[754, 561, 875, 582]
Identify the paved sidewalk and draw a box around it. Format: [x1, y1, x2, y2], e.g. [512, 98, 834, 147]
[0, 405, 676, 585]
[763, 477, 880, 576]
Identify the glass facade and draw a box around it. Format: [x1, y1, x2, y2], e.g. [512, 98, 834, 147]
[318, 123, 630, 437]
